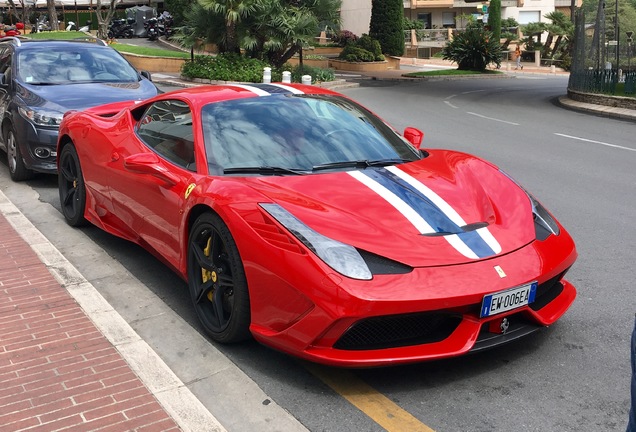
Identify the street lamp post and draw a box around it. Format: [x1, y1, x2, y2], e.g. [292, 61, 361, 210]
[615, 0, 620, 69]
[628, 31, 634, 71]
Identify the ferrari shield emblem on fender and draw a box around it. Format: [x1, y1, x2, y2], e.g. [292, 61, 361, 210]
[185, 183, 196, 200]
[494, 265, 507, 278]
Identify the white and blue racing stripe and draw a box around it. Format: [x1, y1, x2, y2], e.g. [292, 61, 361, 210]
[349, 167, 502, 260]
[229, 83, 305, 96]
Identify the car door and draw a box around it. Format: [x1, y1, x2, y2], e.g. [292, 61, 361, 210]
[108, 99, 198, 269]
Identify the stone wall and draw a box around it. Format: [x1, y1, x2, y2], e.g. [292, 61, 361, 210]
[567, 89, 636, 110]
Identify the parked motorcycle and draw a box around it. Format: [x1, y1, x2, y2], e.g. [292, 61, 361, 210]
[107, 18, 135, 39]
[144, 17, 159, 41]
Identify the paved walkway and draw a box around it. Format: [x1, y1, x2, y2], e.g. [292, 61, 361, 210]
[0, 191, 224, 432]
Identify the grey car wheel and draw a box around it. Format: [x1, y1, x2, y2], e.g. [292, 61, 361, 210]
[6, 126, 34, 182]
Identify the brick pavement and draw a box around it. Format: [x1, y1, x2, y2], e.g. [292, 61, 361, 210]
[0, 213, 181, 432]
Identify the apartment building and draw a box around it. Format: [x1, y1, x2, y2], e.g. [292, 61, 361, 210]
[340, 0, 580, 37]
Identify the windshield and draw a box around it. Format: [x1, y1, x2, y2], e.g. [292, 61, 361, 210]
[201, 94, 421, 175]
[17, 47, 140, 84]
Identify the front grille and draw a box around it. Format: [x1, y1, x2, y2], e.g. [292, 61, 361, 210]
[334, 312, 462, 350]
[530, 271, 567, 311]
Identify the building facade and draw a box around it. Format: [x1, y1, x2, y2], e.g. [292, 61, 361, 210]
[340, 0, 580, 37]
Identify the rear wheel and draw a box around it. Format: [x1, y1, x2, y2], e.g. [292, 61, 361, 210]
[187, 213, 251, 343]
[58, 143, 88, 227]
[6, 126, 34, 182]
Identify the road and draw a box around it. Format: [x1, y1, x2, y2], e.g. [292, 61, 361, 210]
[1, 74, 635, 432]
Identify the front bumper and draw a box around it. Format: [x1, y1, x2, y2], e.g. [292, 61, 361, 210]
[13, 114, 59, 174]
[247, 229, 577, 367]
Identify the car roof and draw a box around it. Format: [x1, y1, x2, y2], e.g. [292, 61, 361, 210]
[153, 84, 342, 109]
[0, 37, 109, 50]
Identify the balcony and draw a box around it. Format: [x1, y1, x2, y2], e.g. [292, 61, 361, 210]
[405, 0, 454, 8]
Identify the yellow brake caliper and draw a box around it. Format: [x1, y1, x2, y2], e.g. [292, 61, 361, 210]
[201, 237, 217, 302]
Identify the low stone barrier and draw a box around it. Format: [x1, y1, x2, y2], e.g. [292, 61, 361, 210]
[121, 53, 186, 73]
[567, 89, 636, 110]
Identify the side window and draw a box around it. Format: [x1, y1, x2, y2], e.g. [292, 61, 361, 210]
[0, 47, 12, 83]
[136, 100, 195, 171]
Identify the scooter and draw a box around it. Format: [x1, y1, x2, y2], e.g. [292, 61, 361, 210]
[66, 21, 90, 32]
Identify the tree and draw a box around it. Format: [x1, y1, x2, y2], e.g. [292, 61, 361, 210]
[500, 17, 519, 50]
[487, 0, 501, 44]
[369, 0, 404, 56]
[199, 0, 258, 53]
[93, 0, 119, 40]
[244, 0, 319, 68]
[46, 0, 59, 31]
[164, 0, 196, 27]
[543, 11, 573, 59]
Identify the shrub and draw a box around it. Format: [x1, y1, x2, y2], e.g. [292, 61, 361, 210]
[442, 27, 502, 71]
[339, 45, 376, 62]
[337, 35, 385, 62]
[332, 30, 359, 47]
[181, 53, 269, 82]
[181, 54, 335, 83]
[356, 34, 384, 61]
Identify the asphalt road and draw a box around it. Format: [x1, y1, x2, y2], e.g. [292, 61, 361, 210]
[1, 75, 635, 431]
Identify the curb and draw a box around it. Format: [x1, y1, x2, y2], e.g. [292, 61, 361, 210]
[557, 96, 636, 122]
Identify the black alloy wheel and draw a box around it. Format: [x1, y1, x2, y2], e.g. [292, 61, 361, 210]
[187, 212, 251, 343]
[58, 143, 88, 227]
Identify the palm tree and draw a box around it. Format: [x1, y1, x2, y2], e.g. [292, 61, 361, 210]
[543, 11, 573, 59]
[244, 0, 319, 68]
[199, 0, 258, 53]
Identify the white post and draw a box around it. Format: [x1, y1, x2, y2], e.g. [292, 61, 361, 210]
[282, 71, 292, 83]
[263, 67, 271, 84]
[301, 75, 312, 85]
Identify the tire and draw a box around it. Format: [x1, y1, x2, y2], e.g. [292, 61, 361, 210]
[5, 125, 34, 182]
[58, 143, 88, 227]
[187, 212, 251, 343]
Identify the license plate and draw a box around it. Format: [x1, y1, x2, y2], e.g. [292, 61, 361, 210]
[480, 282, 538, 318]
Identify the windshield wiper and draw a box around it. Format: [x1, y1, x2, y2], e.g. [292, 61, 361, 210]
[223, 166, 307, 176]
[312, 158, 408, 172]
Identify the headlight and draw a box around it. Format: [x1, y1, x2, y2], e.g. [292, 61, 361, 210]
[260, 203, 372, 280]
[499, 169, 560, 240]
[529, 193, 560, 239]
[18, 107, 64, 127]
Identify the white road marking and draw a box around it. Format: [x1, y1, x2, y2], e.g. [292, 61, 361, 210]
[466, 112, 520, 125]
[554, 133, 636, 152]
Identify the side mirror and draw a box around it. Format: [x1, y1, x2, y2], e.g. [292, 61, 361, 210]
[124, 152, 178, 185]
[140, 70, 152, 81]
[403, 127, 424, 149]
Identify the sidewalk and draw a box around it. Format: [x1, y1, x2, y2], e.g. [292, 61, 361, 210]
[0, 190, 224, 432]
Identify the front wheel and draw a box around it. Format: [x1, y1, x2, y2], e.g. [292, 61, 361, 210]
[187, 213, 251, 343]
[58, 143, 88, 227]
[5, 126, 34, 181]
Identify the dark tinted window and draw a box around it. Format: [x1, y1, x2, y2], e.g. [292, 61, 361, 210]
[136, 100, 195, 170]
[201, 94, 420, 174]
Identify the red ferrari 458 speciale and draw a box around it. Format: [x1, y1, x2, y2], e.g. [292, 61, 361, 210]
[57, 83, 577, 367]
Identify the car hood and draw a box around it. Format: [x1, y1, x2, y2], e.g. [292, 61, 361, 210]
[235, 150, 536, 268]
[17, 81, 157, 112]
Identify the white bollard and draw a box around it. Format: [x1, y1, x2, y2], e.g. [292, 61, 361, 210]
[551, 65, 556, 74]
[263, 67, 271, 84]
[282, 71, 291, 83]
[302, 75, 312, 85]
